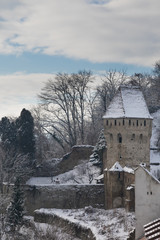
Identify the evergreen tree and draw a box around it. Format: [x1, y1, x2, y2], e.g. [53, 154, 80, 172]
[89, 129, 106, 172]
[6, 177, 24, 232]
[0, 117, 17, 153]
[16, 108, 35, 159]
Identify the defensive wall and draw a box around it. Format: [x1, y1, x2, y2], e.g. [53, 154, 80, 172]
[2, 183, 105, 215]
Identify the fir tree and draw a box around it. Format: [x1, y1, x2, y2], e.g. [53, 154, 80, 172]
[89, 129, 106, 172]
[6, 177, 24, 232]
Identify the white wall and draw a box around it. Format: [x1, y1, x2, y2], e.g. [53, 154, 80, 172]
[135, 166, 160, 239]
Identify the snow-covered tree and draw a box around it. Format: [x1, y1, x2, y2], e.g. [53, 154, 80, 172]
[89, 129, 106, 172]
[5, 177, 24, 232]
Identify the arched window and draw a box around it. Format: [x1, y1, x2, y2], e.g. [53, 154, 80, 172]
[117, 133, 122, 143]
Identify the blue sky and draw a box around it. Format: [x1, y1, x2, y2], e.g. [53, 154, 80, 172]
[0, 0, 159, 118]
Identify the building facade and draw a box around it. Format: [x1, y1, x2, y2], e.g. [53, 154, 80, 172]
[135, 166, 160, 239]
[103, 85, 152, 210]
[103, 85, 152, 170]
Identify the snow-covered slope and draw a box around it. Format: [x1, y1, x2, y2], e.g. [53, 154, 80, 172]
[35, 207, 135, 240]
[27, 162, 101, 186]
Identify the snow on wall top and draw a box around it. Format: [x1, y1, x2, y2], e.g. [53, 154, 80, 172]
[103, 85, 152, 119]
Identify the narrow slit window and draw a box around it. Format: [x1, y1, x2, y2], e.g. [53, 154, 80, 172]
[140, 134, 143, 144]
[131, 134, 135, 141]
[115, 120, 117, 126]
[137, 120, 139, 126]
[144, 120, 146, 126]
[129, 120, 131, 126]
[118, 133, 122, 143]
[123, 119, 125, 126]
[106, 120, 108, 126]
[110, 134, 113, 143]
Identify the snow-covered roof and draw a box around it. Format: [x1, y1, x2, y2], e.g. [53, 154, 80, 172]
[103, 85, 152, 119]
[108, 162, 134, 174]
[109, 162, 124, 172]
[95, 174, 104, 180]
[137, 164, 160, 184]
[123, 166, 134, 174]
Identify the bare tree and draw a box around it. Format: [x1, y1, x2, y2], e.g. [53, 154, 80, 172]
[96, 70, 128, 115]
[39, 71, 93, 149]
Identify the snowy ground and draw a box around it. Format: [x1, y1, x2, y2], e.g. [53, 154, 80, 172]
[1, 216, 80, 240]
[35, 207, 135, 240]
[26, 162, 101, 186]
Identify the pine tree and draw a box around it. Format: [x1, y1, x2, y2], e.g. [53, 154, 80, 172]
[6, 177, 24, 232]
[89, 129, 106, 171]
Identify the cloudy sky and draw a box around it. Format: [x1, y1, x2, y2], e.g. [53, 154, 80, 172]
[0, 0, 160, 118]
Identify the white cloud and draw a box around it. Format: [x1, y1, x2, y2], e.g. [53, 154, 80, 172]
[0, 72, 53, 118]
[0, 0, 160, 66]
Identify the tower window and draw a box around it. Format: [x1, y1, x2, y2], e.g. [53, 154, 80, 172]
[140, 134, 143, 144]
[118, 133, 122, 143]
[110, 134, 113, 143]
[123, 119, 125, 126]
[129, 120, 131, 126]
[144, 120, 146, 126]
[106, 120, 108, 125]
[131, 134, 135, 141]
[115, 120, 117, 126]
[137, 120, 139, 126]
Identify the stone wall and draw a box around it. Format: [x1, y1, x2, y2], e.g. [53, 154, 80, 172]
[35, 145, 94, 177]
[25, 184, 104, 215]
[57, 145, 94, 174]
[104, 170, 135, 210]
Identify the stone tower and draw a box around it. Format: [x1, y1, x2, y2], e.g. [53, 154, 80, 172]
[103, 85, 152, 170]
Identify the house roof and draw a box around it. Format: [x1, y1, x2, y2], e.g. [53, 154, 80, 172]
[103, 85, 152, 119]
[144, 218, 160, 239]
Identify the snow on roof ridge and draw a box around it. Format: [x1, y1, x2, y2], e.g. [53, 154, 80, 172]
[139, 164, 160, 184]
